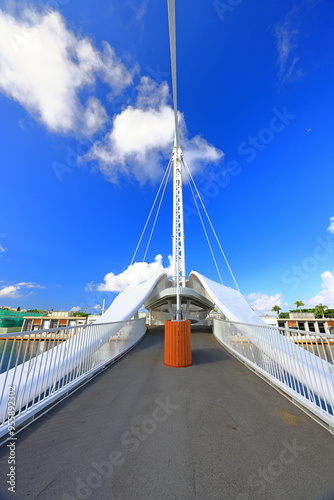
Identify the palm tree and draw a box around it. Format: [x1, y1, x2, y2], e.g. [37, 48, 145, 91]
[294, 300, 304, 311]
[314, 303, 328, 318]
[272, 305, 281, 316]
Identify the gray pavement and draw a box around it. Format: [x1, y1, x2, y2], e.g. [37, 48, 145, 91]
[0, 326, 334, 500]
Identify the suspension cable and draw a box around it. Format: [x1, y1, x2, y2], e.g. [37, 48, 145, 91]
[182, 158, 223, 285]
[182, 157, 241, 292]
[143, 160, 172, 262]
[130, 158, 172, 266]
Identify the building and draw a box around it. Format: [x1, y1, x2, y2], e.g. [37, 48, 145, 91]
[21, 311, 88, 332]
[0, 310, 42, 334]
[277, 312, 334, 335]
[87, 314, 100, 324]
[260, 315, 278, 327]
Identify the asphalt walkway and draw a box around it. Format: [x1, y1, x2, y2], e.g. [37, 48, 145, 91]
[0, 326, 334, 500]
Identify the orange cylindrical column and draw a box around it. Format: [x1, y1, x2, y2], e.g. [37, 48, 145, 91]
[164, 320, 192, 367]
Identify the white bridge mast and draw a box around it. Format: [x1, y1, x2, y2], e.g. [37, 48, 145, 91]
[168, 0, 186, 320]
[172, 139, 186, 318]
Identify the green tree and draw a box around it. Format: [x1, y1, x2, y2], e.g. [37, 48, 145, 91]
[294, 300, 304, 311]
[272, 305, 281, 316]
[314, 303, 328, 318]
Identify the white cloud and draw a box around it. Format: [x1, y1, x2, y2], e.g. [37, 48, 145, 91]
[275, 13, 303, 83]
[16, 282, 45, 289]
[70, 306, 81, 312]
[87, 77, 223, 183]
[0, 7, 134, 135]
[87, 254, 172, 293]
[245, 292, 284, 316]
[307, 271, 334, 308]
[327, 217, 334, 234]
[0, 281, 44, 298]
[0, 242, 5, 254]
[0, 7, 223, 183]
[182, 133, 223, 175]
[135, 0, 149, 21]
[0, 285, 19, 298]
[92, 304, 102, 310]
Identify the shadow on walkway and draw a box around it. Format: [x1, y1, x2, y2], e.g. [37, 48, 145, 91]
[192, 347, 229, 365]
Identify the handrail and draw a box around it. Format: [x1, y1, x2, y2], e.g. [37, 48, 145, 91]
[0, 318, 140, 339]
[213, 319, 334, 434]
[213, 318, 334, 339]
[0, 318, 146, 441]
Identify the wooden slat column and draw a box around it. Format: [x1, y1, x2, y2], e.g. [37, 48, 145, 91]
[164, 320, 192, 367]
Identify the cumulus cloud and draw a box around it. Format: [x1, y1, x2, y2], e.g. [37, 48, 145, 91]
[87, 77, 223, 183]
[0, 286, 19, 299]
[327, 217, 334, 234]
[92, 304, 102, 310]
[182, 132, 223, 175]
[0, 282, 44, 298]
[87, 254, 171, 293]
[307, 271, 334, 308]
[245, 292, 285, 316]
[0, 7, 134, 135]
[275, 12, 303, 83]
[70, 306, 81, 312]
[0, 6, 223, 183]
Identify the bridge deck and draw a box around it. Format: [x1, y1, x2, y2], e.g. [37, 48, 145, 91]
[1, 326, 334, 500]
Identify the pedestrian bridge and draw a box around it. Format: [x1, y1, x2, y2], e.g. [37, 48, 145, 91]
[1, 1, 334, 497]
[0, 322, 334, 499]
[1, 269, 333, 443]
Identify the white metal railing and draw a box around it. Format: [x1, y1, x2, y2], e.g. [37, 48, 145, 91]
[0, 318, 146, 440]
[213, 319, 334, 433]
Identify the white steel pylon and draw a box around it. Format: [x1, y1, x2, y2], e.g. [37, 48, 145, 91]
[168, 0, 186, 320]
[172, 139, 186, 319]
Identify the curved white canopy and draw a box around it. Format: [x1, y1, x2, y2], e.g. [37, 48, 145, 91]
[96, 270, 264, 325]
[95, 272, 168, 324]
[189, 271, 265, 325]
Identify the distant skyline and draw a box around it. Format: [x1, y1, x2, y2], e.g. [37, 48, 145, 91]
[1, 0, 334, 315]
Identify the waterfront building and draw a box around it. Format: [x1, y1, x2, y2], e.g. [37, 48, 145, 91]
[21, 311, 88, 332]
[277, 312, 334, 334]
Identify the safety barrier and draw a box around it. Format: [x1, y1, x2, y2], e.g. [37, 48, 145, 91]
[213, 319, 334, 433]
[0, 318, 146, 440]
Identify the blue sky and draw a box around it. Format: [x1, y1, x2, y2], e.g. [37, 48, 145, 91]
[1, 0, 334, 315]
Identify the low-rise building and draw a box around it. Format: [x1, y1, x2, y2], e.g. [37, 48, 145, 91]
[21, 311, 88, 332]
[277, 312, 334, 335]
[260, 315, 278, 327]
[0, 310, 42, 333]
